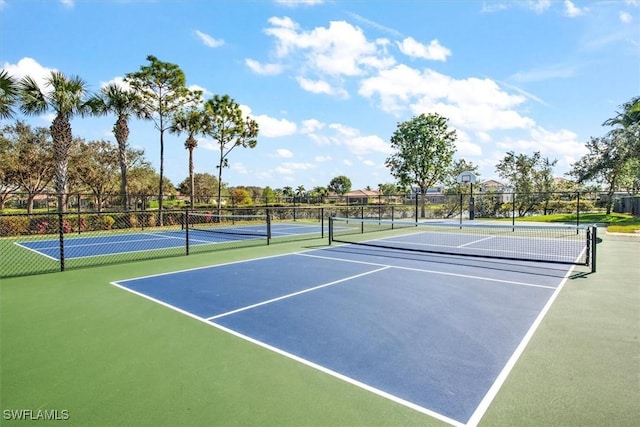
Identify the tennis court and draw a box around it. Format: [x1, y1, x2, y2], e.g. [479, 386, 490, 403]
[112, 220, 594, 426]
[15, 222, 325, 261]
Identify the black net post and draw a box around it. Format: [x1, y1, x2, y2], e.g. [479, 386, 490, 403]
[459, 193, 463, 229]
[590, 225, 597, 273]
[266, 212, 271, 245]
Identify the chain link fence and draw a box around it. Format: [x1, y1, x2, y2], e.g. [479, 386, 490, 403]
[1, 191, 634, 277]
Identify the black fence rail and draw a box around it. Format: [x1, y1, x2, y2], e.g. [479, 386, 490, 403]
[1, 190, 634, 278]
[0, 207, 326, 278]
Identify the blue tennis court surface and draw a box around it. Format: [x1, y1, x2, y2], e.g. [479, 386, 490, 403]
[112, 242, 577, 426]
[15, 223, 323, 260]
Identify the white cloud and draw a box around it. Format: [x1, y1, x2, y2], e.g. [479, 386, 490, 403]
[187, 84, 213, 98]
[300, 118, 325, 133]
[262, 16, 395, 96]
[494, 126, 587, 173]
[251, 114, 297, 138]
[296, 76, 348, 98]
[194, 30, 224, 48]
[315, 155, 332, 162]
[510, 65, 579, 84]
[397, 37, 452, 61]
[343, 159, 353, 167]
[60, 0, 73, 8]
[327, 123, 393, 155]
[275, 0, 325, 6]
[564, 0, 587, 17]
[359, 64, 532, 132]
[275, 162, 315, 175]
[2, 57, 55, 88]
[527, 0, 551, 13]
[231, 162, 249, 174]
[620, 11, 633, 23]
[276, 148, 294, 158]
[245, 59, 283, 75]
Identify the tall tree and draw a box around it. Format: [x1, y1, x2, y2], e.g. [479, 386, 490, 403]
[385, 113, 457, 217]
[176, 173, 220, 205]
[125, 55, 189, 224]
[88, 82, 142, 211]
[0, 70, 20, 120]
[170, 90, 208, 209]
[19, 71, 94, 212]
[569, 131, 635, 213]
[328, 175, 352, 196]
[203, 94, 259, 214]
[603, 96, 640, 129]
[69, 139, 120, 212]
[3, 122, 54, 213]
[495, 151, 558, 216]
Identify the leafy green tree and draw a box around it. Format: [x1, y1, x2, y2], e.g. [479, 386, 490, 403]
[19, 71, 94, 212]
[328, 175, 352, 196]
[203, 94, 259, 213]
[88, 82, 142, 211]
[385, 113, 457, 217]
[69, 139, 120, 212]
[0, 70, 20, 120]
[263, 186, 277, 204]
[2, 122, 54, 213]
[125, 55, 189, 223]
[496, 151, 557, 216]
[177, 173, 221, 205]
[569, 131, 635, 213]
[170, 90, 208, 209]
[229, 187, 252, 206]
[0, 123, 21, 209]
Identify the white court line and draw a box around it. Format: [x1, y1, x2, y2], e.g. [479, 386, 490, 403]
[206, 266, 390, 321]
[465, 264, 578, 427]
[458, 235, 494, 248]
[14, 241, 59, 260]
[297, 252, 556, 290]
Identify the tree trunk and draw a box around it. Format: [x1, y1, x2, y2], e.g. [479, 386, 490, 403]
[114, 116, 129, 212]
[158, 128, 164, 226]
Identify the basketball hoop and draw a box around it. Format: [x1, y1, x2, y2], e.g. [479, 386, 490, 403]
[456, 171, 477, 184]
[456, 171, 477, 221]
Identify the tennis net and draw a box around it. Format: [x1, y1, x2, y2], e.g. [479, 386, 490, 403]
[329, 217, 596, 269]
[186, 212, 271, 241]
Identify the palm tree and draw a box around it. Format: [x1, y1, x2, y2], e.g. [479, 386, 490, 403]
[170, 92, 208, 210]
[88, 82, 141, 211]
[603, 96, 640, 129]
[19, 71, 93, 213]
[0, 70, 20, 120]
[296, 185, 306, 203]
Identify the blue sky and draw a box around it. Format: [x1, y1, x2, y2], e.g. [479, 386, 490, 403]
[1, 0, 639, 191]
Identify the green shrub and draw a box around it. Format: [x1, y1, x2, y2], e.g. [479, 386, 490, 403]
[0, 216, 30, 236]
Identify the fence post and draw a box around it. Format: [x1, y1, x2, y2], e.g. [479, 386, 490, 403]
[185, 207, 190, 255]
[58, 211, 65, 272]
[576, 191, 580, 228]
